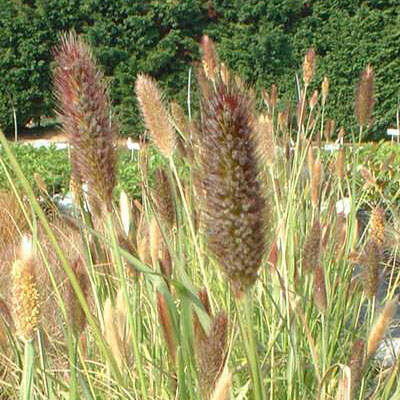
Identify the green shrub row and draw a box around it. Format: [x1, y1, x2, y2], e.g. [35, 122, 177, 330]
[1, 141, 400, 207]
[0, 144, 163, 199]
[0, 1, 399, 139]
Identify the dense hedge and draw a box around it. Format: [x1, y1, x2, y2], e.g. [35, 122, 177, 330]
[0, 1, 399, 139]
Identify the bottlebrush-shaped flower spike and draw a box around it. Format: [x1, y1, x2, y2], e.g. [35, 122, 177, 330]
[194, 75, 267, 295]
[53, 31, 117, 215]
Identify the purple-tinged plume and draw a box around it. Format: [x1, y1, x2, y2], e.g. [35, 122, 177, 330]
[53, 31, 117, 215]
[194, 75, 267, 295]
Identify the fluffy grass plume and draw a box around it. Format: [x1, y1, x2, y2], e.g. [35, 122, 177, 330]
[322, 76, 329, 105]
[303, 48, 316, 86]
[349, 339, 365, 399]
[256, 114, 275, 166]
[64, 257, 89, 336]
[367, 300, 397, 357]
[195, 74, 267, 295]
[309, 89, 319, 110]
[153, 167, 176, 229]
[103, 291, 131, 369]
[355, 64, 375, 127]
[196, 312, 228, 398]
[369, 206, 385, 247]
[12, 237, 40, 342]
[360, 239, 380, 299]
[201, 35, 218, 81]
[210, 369, 232, 400]
[135, 74, 175, 158]
[53, 31, 117, 215]
[313, 266, 327, 314]
[336, 147, 345, 180]
[303, 220, 321, 273]
[157, 291, 177, 365]
[170, 101, 189, 137]
[311, 158, 322, 207]
[149, 216, 162, 268]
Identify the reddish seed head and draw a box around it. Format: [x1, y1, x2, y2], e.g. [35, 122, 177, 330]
[157, 291, 177, 365]
[309, 90, 319, 110]
[270, 84, 278, 109]
[195, 77, 267, 295]
[355, 64, 375, 127]
[64, 257, 89, 336]
[313, 266, 327, 314]
[303, 220, 321, 273]
[349, 339, 365, 398]
[53, 31, 117, 215]
[303, 48, 316, 85]
[321, 77, 329, 105]
[196, 312, 228, 397]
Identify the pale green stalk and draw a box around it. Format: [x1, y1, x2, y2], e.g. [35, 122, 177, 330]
[68, 331, 78, 400]
[169, 158, 212, 298]
[106, 213, 149, 399]
[235, 293, 266, 400]
[20, 339, 35, 400]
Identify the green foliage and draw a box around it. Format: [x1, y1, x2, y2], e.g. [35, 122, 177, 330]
[84, 0, 207, 136]
[117, 148, 164, 199]
[0, 0, 89, 132]
[293, 1, 400, 139]
[207, 0, 301, 89]
[0, 1, 399, 138]
[355, 141, 400, 206]
[0, 144, 163, 199]
[3, 142, 400, 210]
[0, 2, 46, 131]
[0, 144, 71, 195]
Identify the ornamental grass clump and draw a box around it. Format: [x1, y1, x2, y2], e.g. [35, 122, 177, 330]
[3, 34, 400, 400]
[53, 31, 117, 216]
